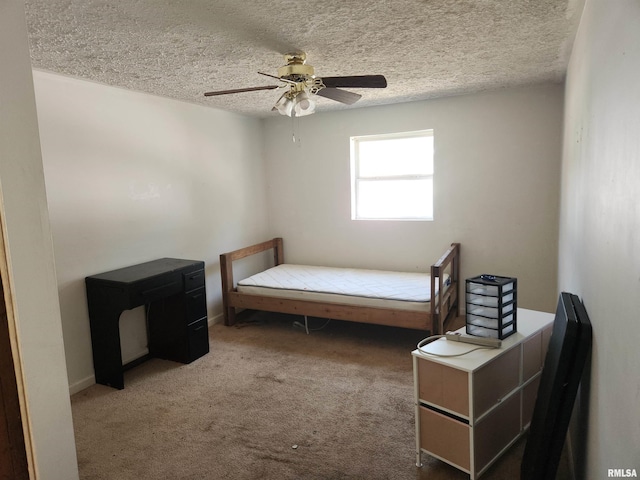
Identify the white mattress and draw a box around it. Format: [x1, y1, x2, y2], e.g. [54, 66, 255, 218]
[237, 264, 449, 312]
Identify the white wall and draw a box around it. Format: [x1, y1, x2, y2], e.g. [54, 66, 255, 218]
[559, 0, 640, 477]
[0, 2, 79, 479]
[33, 71, 270, 392]
[263, 84, 564, 313]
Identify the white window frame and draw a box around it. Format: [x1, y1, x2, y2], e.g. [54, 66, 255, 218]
[350, 130, 434, 221]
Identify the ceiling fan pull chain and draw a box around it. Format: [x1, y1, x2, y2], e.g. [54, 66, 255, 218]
[291, 116, 302, 146]
[291, 115, 296, 144]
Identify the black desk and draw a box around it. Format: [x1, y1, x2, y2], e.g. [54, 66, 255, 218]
[86, 258, 209, 389]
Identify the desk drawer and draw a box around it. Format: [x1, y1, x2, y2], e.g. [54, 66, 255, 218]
[185, 287, 207, 322]
[184, 269, 205, 292]
[186, 318, 209, 362]
[135, 273, 183, 304]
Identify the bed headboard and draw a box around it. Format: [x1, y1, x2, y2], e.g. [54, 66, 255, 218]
[220, 237, 283, 291]
[221, 237, 283, 265]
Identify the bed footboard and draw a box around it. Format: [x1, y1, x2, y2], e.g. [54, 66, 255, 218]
[430, 243, 461, 334]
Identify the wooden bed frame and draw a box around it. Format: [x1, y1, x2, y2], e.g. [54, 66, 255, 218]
[220, 238, 460, 334]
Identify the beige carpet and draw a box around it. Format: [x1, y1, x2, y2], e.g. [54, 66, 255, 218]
[71, 312, 569, 480]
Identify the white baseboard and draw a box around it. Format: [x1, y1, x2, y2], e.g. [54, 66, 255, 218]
[69, 375, 96, 395]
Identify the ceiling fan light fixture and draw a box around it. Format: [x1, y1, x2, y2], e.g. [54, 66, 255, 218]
[275, 95, 294, 116]
[293, 91, 316, 117]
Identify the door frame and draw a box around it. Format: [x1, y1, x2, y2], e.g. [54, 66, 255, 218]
[0, 209, 34, 479]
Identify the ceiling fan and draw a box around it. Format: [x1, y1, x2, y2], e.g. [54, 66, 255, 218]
[204, 52, 387, 117]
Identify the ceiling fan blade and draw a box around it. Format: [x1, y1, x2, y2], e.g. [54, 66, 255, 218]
[204, 85, 279, 97]
[316, 88, 362, 105]
[320, 75, 387, 89]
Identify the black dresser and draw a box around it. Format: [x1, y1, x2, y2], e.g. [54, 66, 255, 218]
[86, 258, 209, 389]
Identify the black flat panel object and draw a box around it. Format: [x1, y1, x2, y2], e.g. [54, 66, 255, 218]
[521, 292, 592, 480]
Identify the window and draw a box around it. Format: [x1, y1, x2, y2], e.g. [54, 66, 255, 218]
[350, 130, 434, 221]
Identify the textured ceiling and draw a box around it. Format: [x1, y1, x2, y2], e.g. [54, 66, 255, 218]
[24, 0, 581, 117]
